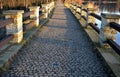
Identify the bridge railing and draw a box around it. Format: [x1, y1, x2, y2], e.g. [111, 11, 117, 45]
[0, 18, 14, 48]
[69, 4, 120, 55]
[0, 2, 55, 48]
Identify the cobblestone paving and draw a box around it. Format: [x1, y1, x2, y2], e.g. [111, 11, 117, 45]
[1, 1, 109, 77]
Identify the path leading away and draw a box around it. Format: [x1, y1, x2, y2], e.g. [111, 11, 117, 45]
[1, 1, 109, 77]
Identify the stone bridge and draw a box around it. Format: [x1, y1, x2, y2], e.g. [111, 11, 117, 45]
[0, 0, 120, 77]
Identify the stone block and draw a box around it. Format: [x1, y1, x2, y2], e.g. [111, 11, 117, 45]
[43, 13, 48, 18]
[111, 30, 117, 34]
[6, 23, 22, 35]
[4, 14, 23, 34]
[10, 30, 23, 43]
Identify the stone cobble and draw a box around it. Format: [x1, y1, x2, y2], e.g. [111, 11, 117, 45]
[1, 1, 109, 77]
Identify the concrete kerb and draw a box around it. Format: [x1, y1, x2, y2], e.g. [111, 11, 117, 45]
[0, 7, 55, 73]
[66, 4, 120, 77]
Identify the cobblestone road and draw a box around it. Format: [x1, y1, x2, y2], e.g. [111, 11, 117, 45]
[1, 1, 109, 77]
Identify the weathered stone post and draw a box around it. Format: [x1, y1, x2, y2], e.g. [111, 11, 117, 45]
[29, 6, 40, 27]
[73, 4, 77, 14]
[49, 2, 54, 14]
[42, 4, 49, 18]
[3, 10, 24, 43]
[81, 6, 87, 16]
[78, 5, 82, 14]
[79, 5, 83, 19]
[80, 5, 90, 20]
[52, 2, 55, 9]
[71, 4, 74, 11]
[74, 5, 81, 19]
[86, 8, 98, 27]
[99, 13, 119, 47]
[50, 2, 55, 13]
[76, 5, 80, 13]
[75, 5, 79, 15]
[85, 2, 98, 27]
[47, 4, 51, 14]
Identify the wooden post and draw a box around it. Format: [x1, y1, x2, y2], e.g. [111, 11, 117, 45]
[3, 10, 24, 43]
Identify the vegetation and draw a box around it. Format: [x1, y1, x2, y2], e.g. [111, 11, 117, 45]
[63, 0, 83, 4]
[0, 0, 55, 9]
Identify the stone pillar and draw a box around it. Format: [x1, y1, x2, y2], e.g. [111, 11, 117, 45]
[81, 7, 87, 17]
[99, 13, 119, 46]
[49, 3, 52, 14]
[84, 8, 89, 27]
[74, 5, 78, 14]
[78, 5, 82, 14]
[52, 2, 55, 9]
[70, 4, 74, 11]
[80, 5, 88, 20]
[49, 4, 51, 13]
[3, 10, 24, 43]
[49, 2, 54, 13]
[75, 5, 81, 19]
[48, 2, 53, 14]
[79, 6, 83, 19]
[42, 4, 49, 18]
[29, 6, 40, 27]
[46, 4, 50, 15]
[86, 8, 97, 27]
[76, 6, 79, 14]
